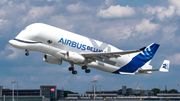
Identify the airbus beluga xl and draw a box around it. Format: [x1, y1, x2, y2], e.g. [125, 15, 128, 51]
[9, 23, 170, 75]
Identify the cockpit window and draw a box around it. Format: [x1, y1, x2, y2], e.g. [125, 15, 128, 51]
[47, 40, 53, 44]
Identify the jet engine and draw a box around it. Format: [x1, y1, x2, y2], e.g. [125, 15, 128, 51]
[66, 51, 85, 63]
[43, 54, 62, 65]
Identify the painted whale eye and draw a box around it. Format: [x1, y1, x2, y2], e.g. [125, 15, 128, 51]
[47, 40, 52, 44]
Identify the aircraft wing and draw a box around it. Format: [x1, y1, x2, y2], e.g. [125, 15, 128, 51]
[80, 47, 145, 62]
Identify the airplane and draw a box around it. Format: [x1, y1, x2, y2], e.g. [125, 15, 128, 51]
[9, 23, 170, 75]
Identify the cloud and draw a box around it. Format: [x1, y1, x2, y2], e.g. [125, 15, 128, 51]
[160, 24, 177, 44]
[72, 74, 104, 83]
[92, 74, 104, 80]
[145, 0, 180, 21]
[157, 6, 175, 21]
[0, 45, 22, 60]
[105, 0, 115, 6]
[167, 53, 180, 65]
[97, 5, 135, 18]
[145, 5, 175, 21]
[0, 1, 28, 30]
[22, 5, 54, 24]
[100, 27, 132, 41]
[0, 19, 10, 32]
[12, 65, 70, 75]
[0, 0, 8, 4]
[146, 6, 166, 15]
[0, 9, 5, 17]
[9, 65, 72, 87]
[135, 18, 159, 35]
[66, 2, 91, 13]
[5, 45, 21, 59]
[48, 15, 74, 30]
[169, 0, 180, 16]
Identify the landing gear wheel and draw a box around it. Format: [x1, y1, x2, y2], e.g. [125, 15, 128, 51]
[69, 63, 78, 74]
[68, 67, 74, 71]
[25, 49, 29, 56]
[72, 70, 77, 74]
[85, 69, 90, 73]
[25, 52, 29, 56]
[82, 66, 87, 70]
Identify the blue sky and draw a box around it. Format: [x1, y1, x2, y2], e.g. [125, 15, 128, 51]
[0, 0, 180, 93]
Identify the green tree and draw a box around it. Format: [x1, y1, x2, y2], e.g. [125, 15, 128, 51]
[64, 90, 78, 97]
[168, 89, 178, 93]
[151, 88, 160, 96]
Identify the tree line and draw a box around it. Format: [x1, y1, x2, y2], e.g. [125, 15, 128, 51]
[151, 88, 178, 95]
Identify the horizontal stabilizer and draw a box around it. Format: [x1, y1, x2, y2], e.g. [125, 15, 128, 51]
[137, 60, 170, 74]
[159, 60, 170, 72]
[138, 69, 159, 72]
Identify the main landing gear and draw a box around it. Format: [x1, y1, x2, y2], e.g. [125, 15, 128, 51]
[68, 64, 77, 74]
[68, 64, 91, 74]
[82, 66, 90, 73]
[25, 49, 29, 56]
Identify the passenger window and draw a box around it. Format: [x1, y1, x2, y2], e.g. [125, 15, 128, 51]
[47, 40, 52, 44]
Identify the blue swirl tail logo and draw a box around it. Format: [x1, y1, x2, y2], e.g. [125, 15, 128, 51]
[162, 64, 167, 69]
[113, 43, 160, 73]
[136, 43, 160, 63]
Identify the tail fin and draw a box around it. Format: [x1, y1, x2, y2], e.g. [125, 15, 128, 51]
[159, 60, 170, 72]
[113, 43, 160, 73]
[136, 43, 160, 63]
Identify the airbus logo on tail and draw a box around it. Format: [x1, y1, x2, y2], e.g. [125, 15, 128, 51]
[162, 64, 167, 69]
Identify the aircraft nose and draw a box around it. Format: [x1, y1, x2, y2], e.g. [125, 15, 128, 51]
[9, 39, 17, 48]
[9, 40, 14, 46]
[9, 39, 28, 49]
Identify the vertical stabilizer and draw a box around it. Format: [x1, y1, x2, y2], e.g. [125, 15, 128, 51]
[136, 43, 160, 63]
[113, 43, 160, 73]
[159, 60, 170, 72]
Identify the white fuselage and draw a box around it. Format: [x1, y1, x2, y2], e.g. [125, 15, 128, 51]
[9, 23, 159, 74]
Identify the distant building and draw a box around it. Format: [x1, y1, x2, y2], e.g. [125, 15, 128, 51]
[2, 89, 40, 96]
[0, 96, 48, 101]
[86, 86, 150, 97]
[40, 85, 57, 101]
[0, 86, 3, 97]
[0, 85, 64, 101]
[57, 89, 64, 99]
[122, 86, 127, 95]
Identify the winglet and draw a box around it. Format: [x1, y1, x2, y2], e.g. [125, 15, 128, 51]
[159, 60, 170, 72]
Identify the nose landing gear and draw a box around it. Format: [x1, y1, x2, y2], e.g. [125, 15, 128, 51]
[25, 49, 29, 56]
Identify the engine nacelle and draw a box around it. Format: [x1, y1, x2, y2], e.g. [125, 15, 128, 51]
[43, 54, 62, 65]
[66, 51, 85, 63]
